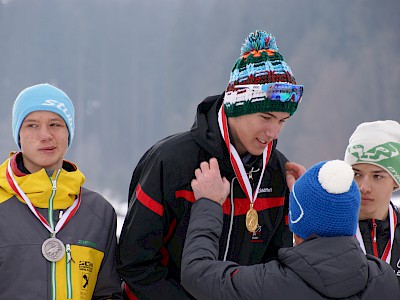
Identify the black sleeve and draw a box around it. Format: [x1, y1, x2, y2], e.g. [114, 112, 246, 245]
[117, 153, 191, 300]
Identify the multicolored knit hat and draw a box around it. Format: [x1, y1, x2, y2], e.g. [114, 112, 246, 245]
[224, 30, 302, 117]
[344, 120, 400, 188]
[289, 160, 360, 239]
[12, 83, 75, 148]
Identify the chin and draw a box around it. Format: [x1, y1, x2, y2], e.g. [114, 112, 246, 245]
[248, 150, 264, 156]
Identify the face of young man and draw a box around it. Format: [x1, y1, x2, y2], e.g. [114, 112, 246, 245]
[352, 163, 398, 220]
[228, 111, 290, 156]
[19, 110, 69, 173]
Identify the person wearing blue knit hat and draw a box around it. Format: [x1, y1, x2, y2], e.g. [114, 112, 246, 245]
[0, 84, 122, 299]
[12, 83, 75, 148]
[181, 158, 399, 299]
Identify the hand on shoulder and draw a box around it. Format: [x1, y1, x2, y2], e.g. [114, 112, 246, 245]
[191, 158, 230, 205]
[285, 161, 306, 191]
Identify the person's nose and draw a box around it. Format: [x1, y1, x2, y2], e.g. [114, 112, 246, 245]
[358, 176, 372, 194]
[265, 121, 281, 140]
[39, 126, 53, 142]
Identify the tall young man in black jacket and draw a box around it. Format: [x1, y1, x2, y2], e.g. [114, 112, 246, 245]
[117, 30, 304, 299]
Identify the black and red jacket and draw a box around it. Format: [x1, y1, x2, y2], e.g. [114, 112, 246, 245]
[358, 202, 400, 286]
[117, 93, 293, 299]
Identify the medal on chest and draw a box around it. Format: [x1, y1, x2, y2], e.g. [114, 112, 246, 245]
[218, 107, 272, 233]
[6, 159, 81, 262]
[42, 237, 66, 262]
[246, 204, 259, 232]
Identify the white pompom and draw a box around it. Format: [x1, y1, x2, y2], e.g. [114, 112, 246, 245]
[318, 160, 354, 194]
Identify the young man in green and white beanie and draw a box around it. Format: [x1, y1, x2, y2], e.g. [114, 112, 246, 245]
[344, 120, 400, 286]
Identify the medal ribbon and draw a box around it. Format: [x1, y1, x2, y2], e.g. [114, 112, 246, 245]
[218, 106, 272, 206]
[6, 159, 81, 235]
[355, 205, 397, 264]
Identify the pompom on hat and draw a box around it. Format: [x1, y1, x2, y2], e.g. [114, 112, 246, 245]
[289, 160, 360, 239]
[344, 120, 400, 188]
[224, 30, 303, 117]
[12, 83, 75, 148]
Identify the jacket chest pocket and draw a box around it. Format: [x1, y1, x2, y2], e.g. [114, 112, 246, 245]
[55, 244, 104, 299]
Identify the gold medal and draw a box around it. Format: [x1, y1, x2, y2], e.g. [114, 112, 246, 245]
[246, 205, 258, 233]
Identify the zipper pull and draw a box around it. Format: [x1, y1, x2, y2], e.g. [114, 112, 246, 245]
[51, 179, 57, 191]
[372, 219, 377, 243]
[66, 244, 74, 264]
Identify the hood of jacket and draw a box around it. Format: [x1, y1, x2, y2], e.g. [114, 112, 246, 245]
[279, 235, 369, 298]
[190, 94, 226, 159]
[0, 152, 85, 209]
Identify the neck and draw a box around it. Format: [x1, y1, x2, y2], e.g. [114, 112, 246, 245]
[359, 208, 389, 221]
[293, 234, 304, 246]
[227, 118, 246, 155]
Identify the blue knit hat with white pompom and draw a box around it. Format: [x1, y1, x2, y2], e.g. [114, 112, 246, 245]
[289, 160, 360, 239]
[12, 83, 75, 148]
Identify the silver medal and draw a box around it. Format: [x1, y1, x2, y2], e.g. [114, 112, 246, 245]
[42, 237, 65, 262]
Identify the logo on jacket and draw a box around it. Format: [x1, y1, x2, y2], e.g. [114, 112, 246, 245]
[79, 261, 93, 297]
[79, 260, 93, 273]
[396, 258, 400, 277]
[82, 273, 90, 289]
[258, 187, 272, 193]
[251, 225, 262, 241]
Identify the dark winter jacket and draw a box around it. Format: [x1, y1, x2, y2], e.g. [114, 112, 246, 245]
[117, 94, 293, 299]
[359, 202, 400, 286]
[182, 198, 400, 300]
[0, 153, 122, 300]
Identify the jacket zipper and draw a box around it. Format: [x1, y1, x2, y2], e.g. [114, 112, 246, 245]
[371, 219, 379, 257]
[48, 170, 61, 300]
[66, 244, 73, 298]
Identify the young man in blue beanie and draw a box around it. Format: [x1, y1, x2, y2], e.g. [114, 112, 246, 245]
[345, 120, 400, 286]
[0, 84, 122, 299]
[117, 30, 303, 299]
[181, 158, 399, 299]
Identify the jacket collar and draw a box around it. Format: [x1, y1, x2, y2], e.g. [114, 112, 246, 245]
[0, 152, 85, 209]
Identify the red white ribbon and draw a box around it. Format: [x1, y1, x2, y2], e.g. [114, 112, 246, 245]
[218, 106, 272, 205]
[6, 159, 81, 235]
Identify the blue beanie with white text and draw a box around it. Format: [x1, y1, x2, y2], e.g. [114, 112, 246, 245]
[12, 83, 75, 148]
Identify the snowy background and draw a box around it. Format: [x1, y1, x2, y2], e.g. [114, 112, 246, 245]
[0, 1, 399, 236]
